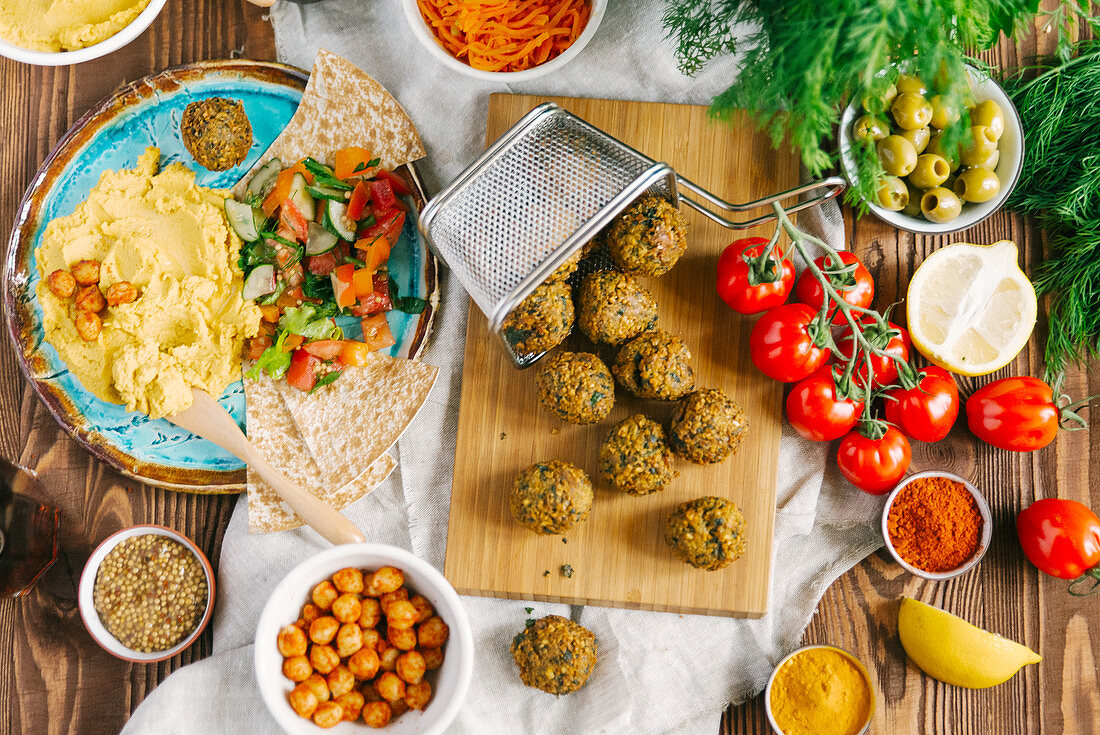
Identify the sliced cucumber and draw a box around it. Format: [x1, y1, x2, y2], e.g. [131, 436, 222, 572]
[242, 264, 276, 301]
[246, 157, 282, 200]
[306, 221, 338, 255]
[225, 198, 261, 242]
[323, 199, 357, 242]
[287, 172, 316, 220]
[307, 184, 348, 202]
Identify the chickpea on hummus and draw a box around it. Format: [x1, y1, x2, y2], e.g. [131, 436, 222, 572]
[0, 0, 151, 52]
[35, 147, 261, 419]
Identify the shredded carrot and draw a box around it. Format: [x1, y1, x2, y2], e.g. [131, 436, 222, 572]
[417, 0, 592, 73]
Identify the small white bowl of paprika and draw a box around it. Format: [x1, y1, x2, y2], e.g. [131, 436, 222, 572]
[765, 644, 874, 735]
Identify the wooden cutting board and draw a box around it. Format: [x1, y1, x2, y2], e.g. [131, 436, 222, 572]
[443, 94, 800, 618]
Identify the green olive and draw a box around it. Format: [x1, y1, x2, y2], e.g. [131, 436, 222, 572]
[920, 186, 963, 224]
[901, 181, 924, 218]
[896, 74, 928, 95]
[969, 100, 1005, 140]
[861, 83, 898, 115]
[929, 95, 960, 130]
[852, 115, 890, 143]
[954, 166, 1001, 203]
[891, 93, 933, 130]
[876, 176, 909, 211]
[899, 126, 930, 154]
[908, 154, 951, 189]
[960, 125, 999, 167]
[926, 133, 961, 172]
[877, 135, 918, 176]
[975, 147, 1000, 171]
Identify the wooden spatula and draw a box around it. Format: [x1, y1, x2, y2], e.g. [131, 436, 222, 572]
[167, 389, 365, 546]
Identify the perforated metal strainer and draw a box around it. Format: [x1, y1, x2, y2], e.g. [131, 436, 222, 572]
[419, 103, 845, 367]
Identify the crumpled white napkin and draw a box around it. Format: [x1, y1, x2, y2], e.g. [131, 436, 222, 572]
[121, 2, 884, 733]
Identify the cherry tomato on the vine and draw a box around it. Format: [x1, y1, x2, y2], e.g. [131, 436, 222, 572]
[836, 426, 912, 495]
[749, 303, 831, 383]
[716, 237, 796, 315]
[786, 365, 864, 442]
[1017, 498, 1100, 581]
[835, 318, 911, 389]
[966, 376, 1067, 452]
[884, 366, 959, 443]
[794, 251, 875, 325]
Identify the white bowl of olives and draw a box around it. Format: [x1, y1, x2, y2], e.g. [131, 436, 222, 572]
[838, 66, 1024, 234]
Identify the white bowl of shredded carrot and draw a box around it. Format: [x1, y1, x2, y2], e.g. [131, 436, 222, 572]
[406, 0, 605, 82]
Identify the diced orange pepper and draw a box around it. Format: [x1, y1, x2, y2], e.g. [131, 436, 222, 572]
[259, 304, 281, 322]
[352, 268, 375, 298]
[355, 236, 391, 273]
[287, 160, 314, 184]
[261, 162, 314, 216]
[338, 340, 373, 366]
[334, 147, 375, 181]
[331, 263, 357, 309]
[282, 333, 305, 352]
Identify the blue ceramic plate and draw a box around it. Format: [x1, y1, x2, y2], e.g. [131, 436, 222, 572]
[3, 61, 437, 493]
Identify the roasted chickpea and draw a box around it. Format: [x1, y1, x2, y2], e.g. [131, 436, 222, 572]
[417, 616, 450, 648]
[282, 655, 313, 682]
[421, 647, 444, 671]
[969, 99, 1005, 139]
[75, 285, 105, 313]
[360, 627, 382, 652]
[301, 603, 322, 626]
[71, 259, 100, 286]
[309, 616, 339, 645]
[105, 281, 140, 307]
[312, 701, 343, 729]
[388, 626, 417, 651]
[390, 699, 409, 718]
[379, 588, 409, 611]
[326, 664, 355, 698]
[46, 269, 76, 299]
[899, 126, 930, 155]
[331, 593, 362, 624]
[385, 600, 418, 630]
[288, 683, 319, 718]
[876, 135, 917, 177]
[875, 177, 909, 212]
[312, 580, 339, 610]
[375, 671, 406, 703]
[929, 95, 960, 130]
[302, 673, 331, 702]
[332, 567, 365, 594]
[365, 566, 403, 596]
[409, 595, 433, 624]
[908, 153, 951, 190]
[348, 647, 381, 680]
[926, 133, 961, 172]
[75, 311, 102, 342]
[852, 115, 889, 143]
[920, 187, 963, 224]
[361, 700, 392, 728]
[335, 691, 365, 722]
[895, 74, 927, 95]
[396, 650, 426, 685]
[405, 681, 432, 711]
[336, 622, 364, 658]
[954, 166, 1001, 203]
[379, 646, 401, 672]
[358, 598, 382, 629]
[278, 624, 308, 657]
[959, 126, 998, 168]
[362, 685, 383, 704]
[310, 644, 341, 675]
[891, 92, 933, 130]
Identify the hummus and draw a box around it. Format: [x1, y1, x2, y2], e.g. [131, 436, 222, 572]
[0, 0, 151, 53]
[35, 147, 261, 419]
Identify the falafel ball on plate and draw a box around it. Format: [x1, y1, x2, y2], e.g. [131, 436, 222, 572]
[180, 97, 252, 172]
[611, 329, 695, 401]
[511, 615, 597, 694]
[536, 351, 614, 424]
[664, 496, 747, 571]
[509, 460, 593, 535]
[599, 414, 676, 496]
[577, 270, 658, 345]
[668, 388, 748, 464]
[501, 280, 574, 357]
[605, 195, 687, 277]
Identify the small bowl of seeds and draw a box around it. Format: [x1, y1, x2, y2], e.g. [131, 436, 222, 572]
[78, 525, 214, 662]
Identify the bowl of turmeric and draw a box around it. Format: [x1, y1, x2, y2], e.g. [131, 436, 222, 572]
[765, 644, 874, 735]
[881, 471, 993, 580]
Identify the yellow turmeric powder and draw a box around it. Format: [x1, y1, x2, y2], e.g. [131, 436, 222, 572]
[769, 647, 872, 735]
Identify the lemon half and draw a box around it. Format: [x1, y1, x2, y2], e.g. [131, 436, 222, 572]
[898, 597, 1041, 688]
[906, 240, 1037, 376]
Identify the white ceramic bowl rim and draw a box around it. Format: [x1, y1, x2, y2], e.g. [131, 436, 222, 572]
[0, 0, 168, 66]
[77, 524, 216, 663]
[880, 470, 994, 581]
[763, 644, 875, 735]
[400, 0, 607, 83]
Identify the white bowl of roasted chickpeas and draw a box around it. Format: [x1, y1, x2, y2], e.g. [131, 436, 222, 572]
[838, 66, 1024, 234]
[255, 544, 473, 734]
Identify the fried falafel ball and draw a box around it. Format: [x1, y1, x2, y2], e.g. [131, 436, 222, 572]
[664, 496, 747, 570]
[668, 388, 748, 464]
[511, 615, 597, 694]
[611, 329, 695, 401]
[577, 270, 658, 346]
[605, 195, 687, 277]
[509, 461, 593, 535]
[502, 281, 574, 357]
[599, 414, 676, 496]
[180, 97, 253, 172]
[536, 351, 614, 424]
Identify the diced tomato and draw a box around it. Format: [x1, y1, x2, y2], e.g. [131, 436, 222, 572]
[352, 268, 374, 298]
[279, 200, 309, 242]
[301, 339, 345, 361]
[350, 274, 392, 317]
[381, 210, 405, 243]
[307, 251, 339, 276]
[335, 147, 375, 180]
[375, 169, 411, 197]
[347, 182, 370, 221]
[247, 334, 271, 360]
[282, 333, 305, 352]
[358, 209, 405, 244]
[331, 263, 357, 309]
[275, 285, 304, 310]
[368, 179, 397, 212]
[355, 236, 391, 273]
[286, 348, 320, 392]
[339, 340, 372, 367]
[259, 304, 281, 322]
[257, 319, 278, 337]
[361, 314, 396, 352]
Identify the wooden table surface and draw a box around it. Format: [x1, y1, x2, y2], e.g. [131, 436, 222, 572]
[1, 3, 1096, 734]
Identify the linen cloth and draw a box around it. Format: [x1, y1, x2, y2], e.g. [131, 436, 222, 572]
[121, 1, 885, 733]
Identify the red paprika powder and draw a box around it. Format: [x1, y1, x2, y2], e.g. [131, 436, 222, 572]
[887, 475, 983, 573]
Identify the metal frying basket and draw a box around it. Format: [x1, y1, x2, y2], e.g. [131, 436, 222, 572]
[419, 103, 845, 367]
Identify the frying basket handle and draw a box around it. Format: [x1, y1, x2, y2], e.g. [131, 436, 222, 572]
[676, 175, 846, 230]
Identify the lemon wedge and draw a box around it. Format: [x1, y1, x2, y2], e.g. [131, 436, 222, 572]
[898, 597, 1041, 688]
[906, 240, 1036, 376]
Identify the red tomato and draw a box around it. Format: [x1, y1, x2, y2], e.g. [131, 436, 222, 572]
[368, 179, 397, 212]
[836, 426, 912, 494]
[330, 263, 357, 309]
[361, 314, 396, 352]
[966, 376, 1062, 452]
[347, 182, 370, 221]
[361, 209, 405, 244]
[835, 319, 911, 388]
[749, 303, 831, 382]
[786, 365, 864, 441]
[279, 199, 310, 242]
[350, 274, 392, 317]
[794, 251, 875, 324]
[286, 349, 320, 392]
[246, 335, 271, 360]
[301, 340, 345, 361]
[884, 366, 959, 442]
[375, 169, 412, 197]
[307, 251, 339, 276]
[1017, 498, 1100, 580]
[715, 237, 795, 315]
